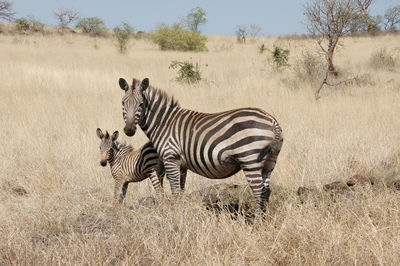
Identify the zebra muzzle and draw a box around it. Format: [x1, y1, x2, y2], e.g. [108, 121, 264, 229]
[123, 126, 136, 136]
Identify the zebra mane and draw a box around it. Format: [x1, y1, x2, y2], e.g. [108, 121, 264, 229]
[147, 85, 179, 109]
[113, 140, 134, 153]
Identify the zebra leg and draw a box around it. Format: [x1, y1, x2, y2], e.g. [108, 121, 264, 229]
[243, 168, 266, 214]
[261, 160, 276, 204]
[114, 179, 125, 204]
[164, 159, 181, 195]
[180, 168, 187, 191]
[149, 171, 163, 194]
[121, 182, 129, 200]
[261, 147, 281, 204]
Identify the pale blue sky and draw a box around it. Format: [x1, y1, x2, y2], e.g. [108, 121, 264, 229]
[12, 0, 399, 36]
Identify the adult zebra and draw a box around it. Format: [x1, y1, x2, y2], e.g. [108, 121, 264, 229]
[119, 77, 283, 214]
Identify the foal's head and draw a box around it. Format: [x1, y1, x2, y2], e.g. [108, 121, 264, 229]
[96, 128, 119, 166]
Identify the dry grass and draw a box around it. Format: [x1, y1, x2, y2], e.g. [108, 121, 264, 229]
[1, 32, 400, 265]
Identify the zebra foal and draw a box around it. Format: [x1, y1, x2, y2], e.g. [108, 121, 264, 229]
[96, 128, 164, 203]
[118, 77, 283, 214]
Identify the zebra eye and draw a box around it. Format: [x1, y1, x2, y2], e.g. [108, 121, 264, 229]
[122, 101, 125, 106]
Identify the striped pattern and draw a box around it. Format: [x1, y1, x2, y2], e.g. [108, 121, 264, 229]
[119, 78, 283, 213]
[96, 128, 164, 203]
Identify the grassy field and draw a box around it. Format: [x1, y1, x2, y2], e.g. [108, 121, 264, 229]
[0, 32, 400, 265]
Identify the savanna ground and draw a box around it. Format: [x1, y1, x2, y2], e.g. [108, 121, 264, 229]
[0, 31, 400, 265]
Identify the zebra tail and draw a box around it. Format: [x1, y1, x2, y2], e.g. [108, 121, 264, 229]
[257, 145, 273, 162]
[157, 163, 165, 177]
[257, 121, 283, 162]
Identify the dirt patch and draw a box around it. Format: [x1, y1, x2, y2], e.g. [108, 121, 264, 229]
[190, 183, 255, 218]
[393, 180, 400, 191]
[323, 181, 350, 193]
[347, 174, 372, 187]
[11, 185, 28, 196]
[2, 181, 28, 196]
[297, 186, 317, 196]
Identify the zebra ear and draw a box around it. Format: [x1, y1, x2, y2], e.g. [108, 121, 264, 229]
[119, 78, 129, 91]
[112, 131, 119, 141]
[140, 78, 149, 91]
[96, 128, 104, 139]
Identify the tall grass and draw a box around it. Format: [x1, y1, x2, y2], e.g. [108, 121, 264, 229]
[0, 33, 399, 264]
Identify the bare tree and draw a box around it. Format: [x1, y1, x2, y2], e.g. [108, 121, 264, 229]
[235, 25, 248, 43]
[356, 0, 374, 32]
[0, 0, 15, 21]
[54, 8, 79, 30]
[382, 5, 400, 31]
[249, 24, 262, 38]
[304, 0, 357, 75]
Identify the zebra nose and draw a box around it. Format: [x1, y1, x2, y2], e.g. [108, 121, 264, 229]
[124, 126, 135, 136]
[100, 161, 107, 166]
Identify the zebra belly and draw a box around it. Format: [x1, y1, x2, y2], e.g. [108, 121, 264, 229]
[126, 171, 148, 182]
[186, 159, 241, 179]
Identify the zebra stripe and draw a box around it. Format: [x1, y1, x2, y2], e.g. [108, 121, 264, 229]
[96, 128, 164, 203]
[119, 78, 283, 214]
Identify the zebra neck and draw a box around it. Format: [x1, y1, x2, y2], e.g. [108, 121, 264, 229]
[141, 86, 180, 144]
[108, 142, 132, 166]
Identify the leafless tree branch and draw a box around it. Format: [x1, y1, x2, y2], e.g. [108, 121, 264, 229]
[315, 62, 358, 100]
[54, 7, 79, 29]
[0, 0, 15, 21]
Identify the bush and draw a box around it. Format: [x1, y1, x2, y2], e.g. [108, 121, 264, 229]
[152, 23, 207, 51]
[76, 17, 106, 36]
[15, 18, 29, 32]
[113, 22, 133, 54]
[26, 16, 44, 32]
[133, 31, 149, 40]
[293, 51, 324, 83]
[258, 43, 267, 54]
[169, 60, 201, 84]
[368, 48, 396, 71]
[271, 45, 290, 70]
[15, 16, 44, 33]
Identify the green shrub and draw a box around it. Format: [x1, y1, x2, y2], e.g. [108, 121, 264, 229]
[76, 17, 106, 36]
[15, 16, 44, 33]
[152, 23, 207, 51]
[15, 18, 30, 32]
[169, 60, 201, 84]
[27, 16, 44, 32]
[133, 31, 149, 40]
[113, 22, 133, 54]
[368, 48, 396, 71]
[271, 45, 290, 71]
[258, 43, 267, 54]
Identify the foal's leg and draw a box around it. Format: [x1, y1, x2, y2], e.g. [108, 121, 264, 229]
[114, 178, 126, 204]
[149, 171, 163, 194]
[180, 168, 188, 191]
